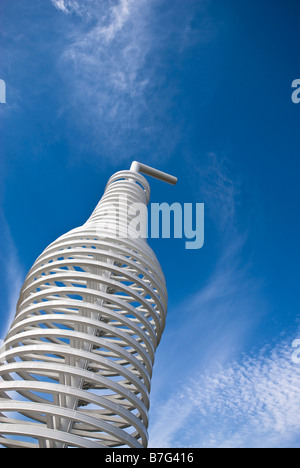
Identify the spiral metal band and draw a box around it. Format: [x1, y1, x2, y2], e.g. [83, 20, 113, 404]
[0, 171, 168, 448]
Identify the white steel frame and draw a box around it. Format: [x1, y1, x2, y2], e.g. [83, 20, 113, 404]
[0, 163, 176, 448]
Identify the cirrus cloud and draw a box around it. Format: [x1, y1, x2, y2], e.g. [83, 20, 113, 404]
[50, 0, 217, 163]
[149, 337, 300, 448]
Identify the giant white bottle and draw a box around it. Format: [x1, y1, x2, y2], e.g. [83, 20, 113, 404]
[0, 162, 177, 448]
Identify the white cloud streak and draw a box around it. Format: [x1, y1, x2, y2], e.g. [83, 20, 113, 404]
[52, 0, 134, 36]
[198, 152, 242, 231]
[149, 229, 267, 446]
[51, 0, 69, 13]
[0, 213, 24, 339]
[51, 0, 159, 159]
[149, 338, 300, 448]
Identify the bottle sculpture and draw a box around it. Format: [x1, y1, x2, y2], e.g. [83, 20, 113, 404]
[0, 162, 177, 448]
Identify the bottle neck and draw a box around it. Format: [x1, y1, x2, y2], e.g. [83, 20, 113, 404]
[85, 171, 150, 241]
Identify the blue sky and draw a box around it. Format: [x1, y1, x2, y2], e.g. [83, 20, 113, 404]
[0, 0, 300, 448]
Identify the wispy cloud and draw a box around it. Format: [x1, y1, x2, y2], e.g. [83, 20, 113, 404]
[50, 0, 216, 162]
[51, 0, 70, 14]
[149, 337, 300, 448]
[178, 153, 263, 355]
[149, 225, 266, 423]
[0, 212, 24, 339]
[199, 152, 241, 230]
[52, 0, 134, 34]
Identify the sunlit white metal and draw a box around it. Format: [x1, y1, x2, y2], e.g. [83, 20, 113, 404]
[0, 164, 176, 448]
[130, 161, 178, 185]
